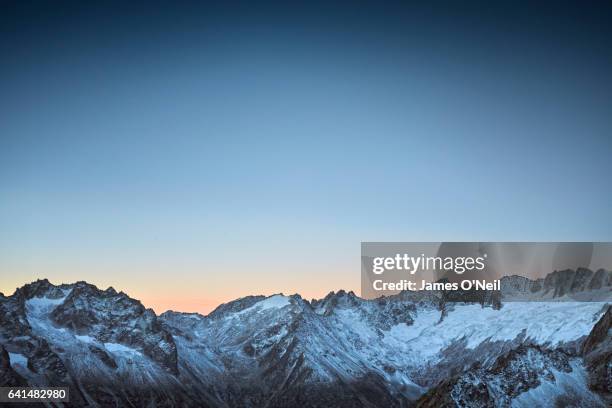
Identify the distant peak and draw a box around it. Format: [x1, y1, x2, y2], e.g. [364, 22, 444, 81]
[18, 278, 64, 300]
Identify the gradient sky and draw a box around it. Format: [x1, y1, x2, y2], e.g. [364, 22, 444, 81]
[1, 1, 612, 314]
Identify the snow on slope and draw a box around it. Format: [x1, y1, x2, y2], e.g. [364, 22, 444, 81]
[384, 302, 604, 364]
[8, 352, 28, 369]
[328, 302, 606, 370]
[22, 291, 174, 386]
[26, 293, 70, 314]
[104, 342, 142, 355]
[235, 294, 291, 315]
[511, 361, 606, 408]
[5, 279, 609, 407]
[25, 292, 71, 335]
[75, 334, 95, 343]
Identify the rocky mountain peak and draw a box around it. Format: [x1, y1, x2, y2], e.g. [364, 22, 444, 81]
[48, 281, 178, 374]
[500, 268, 612, 301]
[207, 295, 267, 319]
[581, 305, 611, 399]
[17, 278, 66, 300]
[311, 289, 360, 316]
[543, 268, 611, 297]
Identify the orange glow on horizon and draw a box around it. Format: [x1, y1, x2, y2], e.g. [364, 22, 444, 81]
[0, 264, 360, 316]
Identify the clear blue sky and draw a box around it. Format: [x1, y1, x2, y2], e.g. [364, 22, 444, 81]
[1, 2, 611, 312]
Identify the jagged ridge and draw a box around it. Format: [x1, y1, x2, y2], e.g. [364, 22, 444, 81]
[0, 270, 610, 407]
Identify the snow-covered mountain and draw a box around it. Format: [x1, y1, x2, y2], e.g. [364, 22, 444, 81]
[0, 270, 610, 407]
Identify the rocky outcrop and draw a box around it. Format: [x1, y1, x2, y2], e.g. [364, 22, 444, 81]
[582, 305, 611, 401]
[543, 268, 611, 297]
[0, 345, 27, 387]
[416, 345, 585, 407]
[501, 268, 612, 300]
[18, 278, 68, 300]
[51, 281, 178, 374]
[312, 290, 417, 330]
[0, 291, 31, 341]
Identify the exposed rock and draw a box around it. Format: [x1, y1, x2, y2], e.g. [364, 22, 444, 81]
[51, 281, 178, 374]
[27, 338, 69, 379]
[501, 268, 612, 301]
[88, 344, 117, 369]
[18, 278, 67, 300]
[582, 305, 611, 401]
[417, 346, 578, 407]
[0, 275, 609, 407]
[0, 345, 28, 386]
[207, 295, 267, 319]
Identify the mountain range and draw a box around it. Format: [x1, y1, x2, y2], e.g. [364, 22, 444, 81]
[0, 269, 610, 407]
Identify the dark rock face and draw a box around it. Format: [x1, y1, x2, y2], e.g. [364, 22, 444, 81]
[500, 268, 612, 301]
[413, 335, 529, 389]
[582, 305, 611, 401]
[311, 289, 357, 316]
[544, 268, 596, 297]
[27, 339, 69, 380]
[415, 372, 490, 408]
[589, 269, 611, 290]
[0, 291, 31, 341]
[18, 279, 67, 300]
[0, 345, 27, 386]
[313, 290, 417, 330]
[88, 344, 117, 369]
[489, 346, 572, 395]
[51, 281, 178, 374]
[416, 345, 575, 408]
